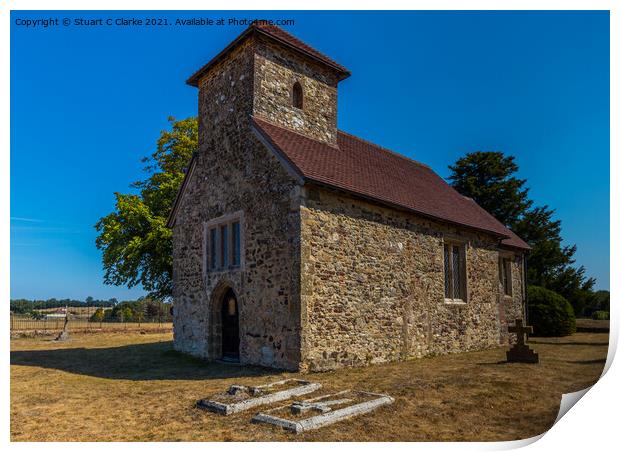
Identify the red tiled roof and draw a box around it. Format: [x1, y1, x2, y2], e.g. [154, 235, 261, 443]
[187, 23, 350, 87]
[254, 24, 350, 76]
[459, 197, 530, 249]
[252, 117, 530, 250]
[500, 228, 530, 250]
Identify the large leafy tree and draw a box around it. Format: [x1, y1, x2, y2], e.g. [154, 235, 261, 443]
[448, 151, 594, 312]
[95, 117, 198, 300]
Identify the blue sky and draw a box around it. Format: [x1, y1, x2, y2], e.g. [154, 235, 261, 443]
[10, 10, 609, 300]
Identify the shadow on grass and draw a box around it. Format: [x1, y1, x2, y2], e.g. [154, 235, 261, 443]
[10, 341, 281, 381]
[476, 361, 510, 366]
[567, 358, 608, 365]
[528, 341, 609, 347]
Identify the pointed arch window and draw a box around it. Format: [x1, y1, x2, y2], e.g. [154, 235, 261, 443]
[292, 81, 303, 109]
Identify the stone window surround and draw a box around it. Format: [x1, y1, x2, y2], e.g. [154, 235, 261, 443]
[499, 252, 514, 298]
[442, 236, 469, 304]
[203, 211, 245, 275]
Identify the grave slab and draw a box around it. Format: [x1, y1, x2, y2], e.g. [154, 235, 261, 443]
[251, 390, 395, 433]
[196, 379, 321, 415]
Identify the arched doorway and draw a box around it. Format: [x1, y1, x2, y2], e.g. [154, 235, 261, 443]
[220, 289, 240, 361]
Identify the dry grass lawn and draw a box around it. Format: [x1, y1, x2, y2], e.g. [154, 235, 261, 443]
[11, 331, 608, 441]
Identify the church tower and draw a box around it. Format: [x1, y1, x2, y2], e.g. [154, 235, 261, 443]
[172, 24, 350, 369]
[186, 23, 350, 147]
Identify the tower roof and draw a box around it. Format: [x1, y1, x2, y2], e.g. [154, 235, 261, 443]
[186, 22, 351, 87]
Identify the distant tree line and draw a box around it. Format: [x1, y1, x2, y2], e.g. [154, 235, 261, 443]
[10, 297, 119, 314]
[10, 297, 172, 323]
[89, 299, 172, 323]
[582, 289, 610, 320]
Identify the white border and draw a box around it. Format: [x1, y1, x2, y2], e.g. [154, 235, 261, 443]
[3, 2, 616, 451]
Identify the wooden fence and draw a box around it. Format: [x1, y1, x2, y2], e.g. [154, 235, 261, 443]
[10, 311, 172, 334]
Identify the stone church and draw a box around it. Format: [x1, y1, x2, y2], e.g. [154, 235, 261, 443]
[167, 23, 530, 371]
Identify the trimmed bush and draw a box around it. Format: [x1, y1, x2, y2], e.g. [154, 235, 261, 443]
[528, 285, 576, 336]
[592, 310, 610, 321]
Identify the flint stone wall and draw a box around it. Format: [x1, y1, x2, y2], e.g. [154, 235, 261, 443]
[499, 253, 526, 343]
[299, 187, 524, 371]
[253, 38, 340, 145]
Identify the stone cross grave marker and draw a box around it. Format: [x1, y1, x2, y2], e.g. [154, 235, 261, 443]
[506, 318, 539, 363]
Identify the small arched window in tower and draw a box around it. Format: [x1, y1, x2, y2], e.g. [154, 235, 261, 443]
[292, 81, 303, 109]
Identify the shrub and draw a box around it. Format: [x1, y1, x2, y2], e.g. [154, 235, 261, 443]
[528, 285, 576, 336]
[90, 308, 105, 323]
[592, 310, 610, 321]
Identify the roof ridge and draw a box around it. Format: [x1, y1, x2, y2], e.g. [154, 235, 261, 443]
[253, 24, 350, 76]
[337, 129, 431, 170]
[187, 23, 350, 87]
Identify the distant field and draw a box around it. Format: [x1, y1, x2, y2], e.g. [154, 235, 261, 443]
[10, 331, 608, 441]
[576, 318, 610, 332]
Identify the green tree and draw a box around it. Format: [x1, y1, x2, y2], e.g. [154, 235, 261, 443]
[145, 300, 164, 319]
[121, 306, 134, 322]
[448, 151, 595, 313]
[30, 311, 44, 320]
[583, 290, 610, 317]
[134, 308, 145, 324]
[95, 117, 198, 300]
[90, 308, 106, 323]
[594, 290, 610, 312]
[10, 300, 32, 314]
[447, 152, 532, 228]
[512, 205, 595, 311]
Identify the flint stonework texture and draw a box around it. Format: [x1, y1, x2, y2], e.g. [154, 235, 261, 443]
[299, 188, 524, 371]
[253, 40, 339, 145]
[171, 25, 527, 372]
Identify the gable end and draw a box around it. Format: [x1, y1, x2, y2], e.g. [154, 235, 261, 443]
[166, 155, 197, 228]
